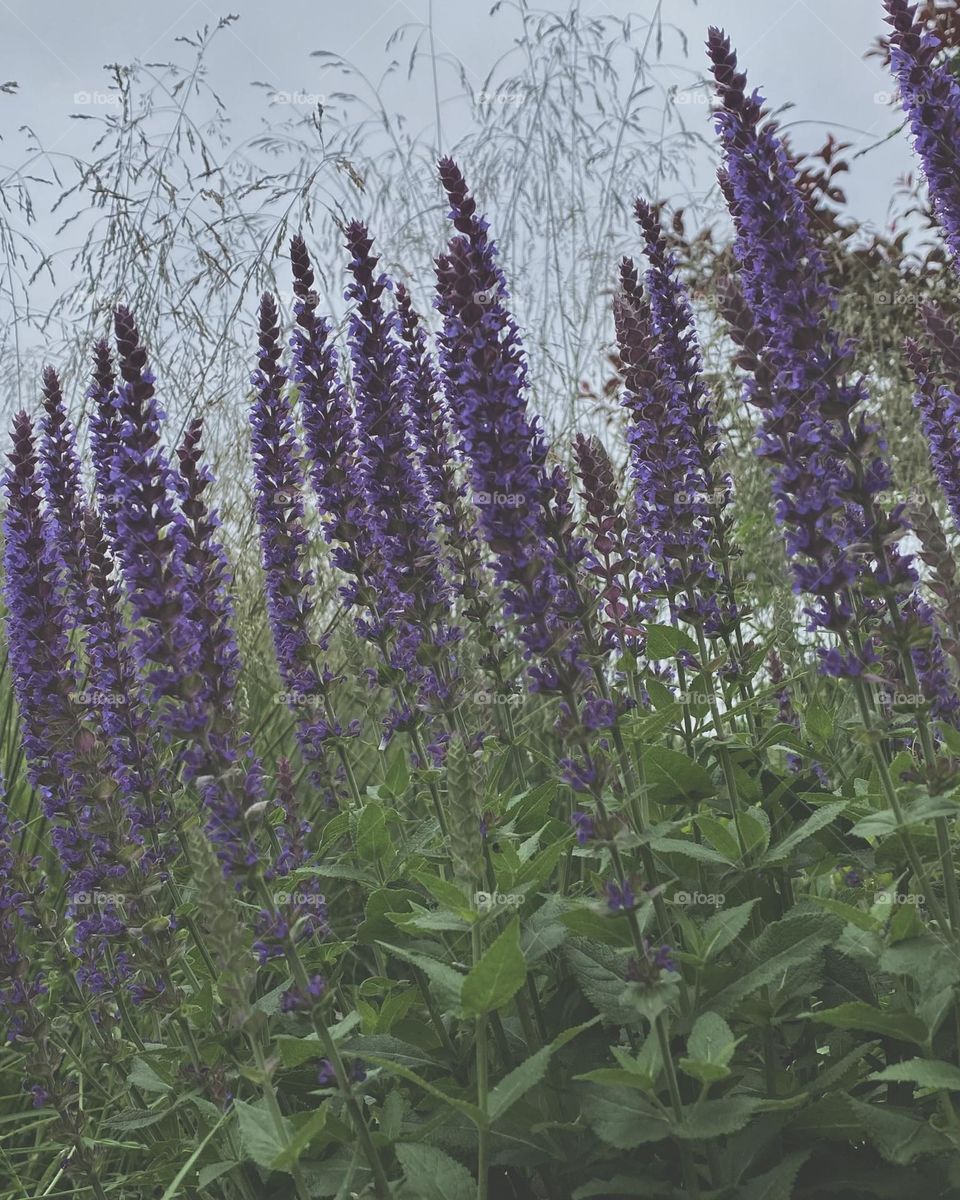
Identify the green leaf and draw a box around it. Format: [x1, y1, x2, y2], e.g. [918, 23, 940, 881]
[127, 1058, 172, 1094]
[196, 1163, 236, 1190]
[574, 1067, 657, 1090]
[639, 745, 717, 805]
[675, 1096, 760, 1138]
[710, 930, 832, 1015]
[271, 1107, 327, 1170]
[275, 1033, 321, 1068]
[521, 895, 571, 961]
[647, 836, 734, 866]
[488, 1019, 595, 1121]
[583, 1087, 671, 1148]
[573, 1178, 673, 1198]
[377, 942, 464, 1015]
[235, 1098, 288, 1171]
[462, 917, 526, 1016]
[488, 1045, 553, 1119]
[356, 803, 394, 865]
[761, 801, 846, 866]
[804, 700, 833, 744]
[844, 1096, 952, 1164]
[363, 1056, 484, 1125]
[561, 905, 634, 947]
[738, 1150, 812, 1199]
[383, 750, 410, 799]
[695, 815, 742, 863]
[158, 1111, 230, 1200]
[679, 1012, 737, 1084]
[396, 1144, 475, 1200]
[701, 900, 758, 961]
[565, 941, 636, 1024]
[739, 806, 770, 857]
[809, 896, 881, 933]
[644, 624, 698, 660]
[869, 1058, 960, 1090]
[804, 1002, 928, 1046]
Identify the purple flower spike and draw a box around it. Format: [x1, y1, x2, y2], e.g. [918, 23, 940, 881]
[906, 321, 960, 532]
[289, 235, 367, 580]
[250, 292, 348, 780]
[87, 339, 122, 546]
[38, 368, 89, 624]
[434, 159, 584, 693]
[708, 29, 917, 670]
[885, 0, 960, 267]
[344, 221, 450, 636]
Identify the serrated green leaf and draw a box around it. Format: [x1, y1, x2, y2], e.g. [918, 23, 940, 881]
[701, 900, 758, 961]
[804, 1002, 927, 1046]
[377, 942, 464, 1015]
[396, 1144, 475, 1200]
[462, 918, 526, 1016]
[761, 801, 846, 866]
[644, 624, 699, 660]
[583, 1087, 671, 1148]
[488, 1019, 594, 1121]
[235, 1098, 288, 1171]
[738, 1150, 811, 1199]
[869, 1058, 960, 1090]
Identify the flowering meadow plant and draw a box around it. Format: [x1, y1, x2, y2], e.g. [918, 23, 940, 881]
[6, 4, 960, 1197]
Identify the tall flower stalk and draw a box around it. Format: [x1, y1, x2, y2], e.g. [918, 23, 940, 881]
[709, 27, 959, 936]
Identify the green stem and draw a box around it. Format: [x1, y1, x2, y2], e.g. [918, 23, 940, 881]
[249, 1035, 312, 1200]
[852, 679, 951, 935]
[472, 923, 490, 1200]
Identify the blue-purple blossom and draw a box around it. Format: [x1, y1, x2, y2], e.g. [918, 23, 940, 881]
[906, 322, 960, 532]
[604, 879, 636, 913]
[288, 235, 368, 592]
[885, 0, 960, 266]
[38, 368, 89, 625]
[0, 799, 46, 1044]
[709, 29, 917, 673]
[250, 292, 352, 785]
[571, 810, 595, 845]
[87, 339, 121, 546]
[434, 159, 584, 694]
[572, 433, 646, 649]
[255, 758, 327, 963]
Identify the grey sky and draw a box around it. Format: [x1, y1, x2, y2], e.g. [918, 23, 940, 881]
[0, 0, 927, 437]
[1, 0, 916, 235]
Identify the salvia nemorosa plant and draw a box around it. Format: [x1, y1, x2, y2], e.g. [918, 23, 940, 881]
[9, 11, 960, 1196]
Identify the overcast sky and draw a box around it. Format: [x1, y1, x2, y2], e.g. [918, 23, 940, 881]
[1, 0, 916, 236]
